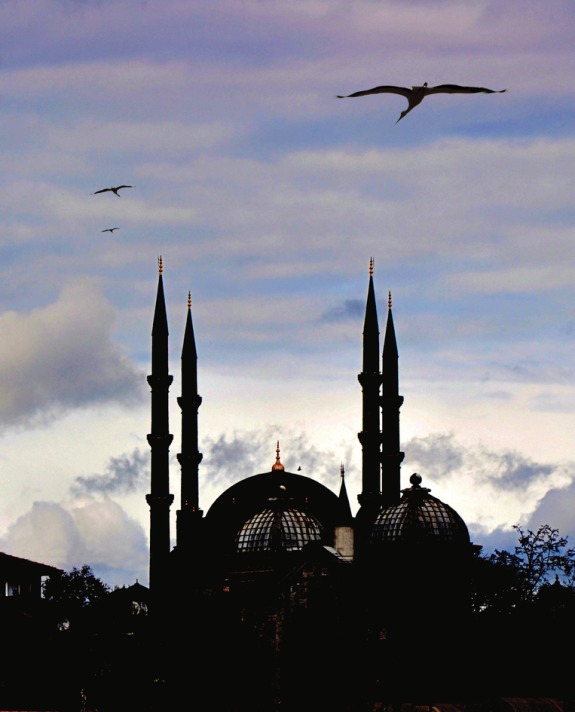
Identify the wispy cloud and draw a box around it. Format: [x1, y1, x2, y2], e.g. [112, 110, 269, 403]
[71, 448, 149, 497]
[319, 298, 364, 323]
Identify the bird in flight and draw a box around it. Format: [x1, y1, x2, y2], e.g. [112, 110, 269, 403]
[101, 227, 119, 234]
[92, 185, 134, 196]
[336, 82, 507, 123]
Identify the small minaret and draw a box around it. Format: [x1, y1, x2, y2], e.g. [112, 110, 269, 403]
[357, 258, 383, 511]
[146, 256, 175, 593]
[338, 463, 353, 524]
[335, 463, 354, 560]
[176, 291, 203, 551]
[381, 291, 404, 507]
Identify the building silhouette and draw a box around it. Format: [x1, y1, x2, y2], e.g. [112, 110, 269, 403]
[2, 258, 571, 711]
[145, 257, 503, 710]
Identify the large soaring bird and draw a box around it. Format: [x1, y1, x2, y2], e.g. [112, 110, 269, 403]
[336, 82, 507, 123]
[92, 185, 134, 196]
[101, 227, 119, 234]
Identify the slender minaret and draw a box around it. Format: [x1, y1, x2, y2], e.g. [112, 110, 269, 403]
[146, 256, 174, 593]
[338, 463, 353, 525]
[335, 463, 354, 560]
[176, 291, 203, 550]
[357, 258, 383, 511]
[381, 291, 404, 506]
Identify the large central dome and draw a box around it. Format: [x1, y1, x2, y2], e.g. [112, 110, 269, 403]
[203, 444, 348, 556]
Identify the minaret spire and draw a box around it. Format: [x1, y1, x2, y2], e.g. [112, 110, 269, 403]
[146, 256, 174, 593]
[338, 463, 353, 524]
[176, 290, 203, 550]
[271, 441, 285, 471]
[381, 290, 404, 506]
[357, 258, 383, 510]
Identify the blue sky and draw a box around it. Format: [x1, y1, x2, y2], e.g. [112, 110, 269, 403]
[1, 0, 575, 587]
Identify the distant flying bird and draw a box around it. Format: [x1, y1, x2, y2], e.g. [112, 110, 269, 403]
[101, 227, 119, 234]
[92, 185, 134, 196]
[336, 82, 507, 123]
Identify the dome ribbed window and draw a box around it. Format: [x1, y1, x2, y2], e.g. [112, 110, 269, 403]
[235, 487, 323, 553]
[371, 473, 470, 545]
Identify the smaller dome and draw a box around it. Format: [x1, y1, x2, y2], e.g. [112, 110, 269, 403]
[370, 473, 470, 545]
[235, 486, 322, 553]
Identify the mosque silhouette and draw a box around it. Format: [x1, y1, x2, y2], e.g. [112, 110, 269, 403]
[1, 257, 572, 711]
[143, 257, 572, 710]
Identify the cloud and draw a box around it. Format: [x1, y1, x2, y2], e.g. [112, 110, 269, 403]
[525, 478, 575, 538]
[476, 476, 575, 554]
[472, 478, 575, 557]
[403, 431, 575, 547]
[407, 432, 562, 493]
[199, 425, 355, 505]
[320, 298, 364, 323]
[0, 443, 151, 587]
[0, 280, 144, 430]
[71, 448, 149, 497]
[0, 497, 148, 589]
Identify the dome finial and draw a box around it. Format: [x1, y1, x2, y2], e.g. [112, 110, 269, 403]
[369, 257, 374, 276]
[388, 290, 392, 309]
[187, 291, 192, 309]
[340, 462, 345, 478]
[272, 440, 285, 471]
[410, 472, 422, 487]
[158, 255, 163, 275]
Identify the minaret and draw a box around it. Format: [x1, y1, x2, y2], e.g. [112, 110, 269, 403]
[338, 463, 353, 524]
[357, 258, 383, 511]
[146, 256, 174, 593]
[381, 291, 404, 506]
[176, 291, 203, 550]
[335, 463, 354, 560]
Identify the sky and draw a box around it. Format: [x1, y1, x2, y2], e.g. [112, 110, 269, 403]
[1, 0, 575, 589]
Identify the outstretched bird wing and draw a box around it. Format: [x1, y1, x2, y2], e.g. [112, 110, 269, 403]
[337, 85, 412, 99]
[92, 184, 134, 195]
[423, 84, 507, 96]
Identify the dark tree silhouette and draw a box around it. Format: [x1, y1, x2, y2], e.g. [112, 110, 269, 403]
[42, 564, 110, 607]
[470, 548, 521, 614]
[471, 524, 575, 613]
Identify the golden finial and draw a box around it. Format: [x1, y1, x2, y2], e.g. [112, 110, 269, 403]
[271, 440, 285, 471]
[158, 256, 163, 275]
[187, 291, 192, 309]
[388, 290, 392, 309]
[369, 257, 374, 276]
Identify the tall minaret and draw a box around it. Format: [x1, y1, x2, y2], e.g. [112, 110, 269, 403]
[357, 258, 383, 512]
[381, 291, 404, 507]
[146, 256, 174, 593]
[176, 291, 203, 550]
